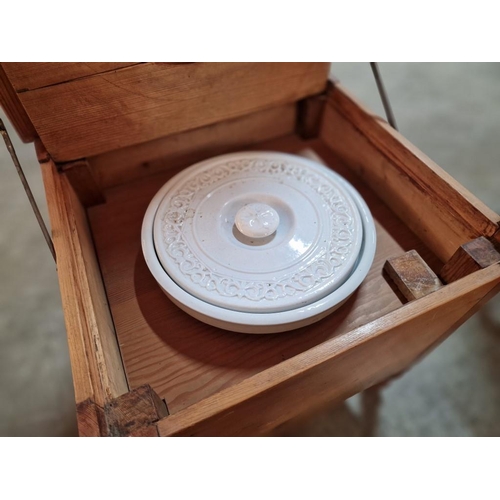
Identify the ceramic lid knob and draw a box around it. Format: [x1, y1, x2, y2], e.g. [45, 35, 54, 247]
[235, 203, 280, 239]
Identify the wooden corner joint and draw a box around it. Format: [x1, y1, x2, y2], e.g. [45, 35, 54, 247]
[76, 385, 168, 437]
[383, 249, 443, 303]
[56, 158, 106, 207]
[104, 385, 169, 437]
[440, 236, 500, 284]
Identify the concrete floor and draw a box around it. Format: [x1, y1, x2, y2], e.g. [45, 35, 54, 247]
[1, 63, 499, 436]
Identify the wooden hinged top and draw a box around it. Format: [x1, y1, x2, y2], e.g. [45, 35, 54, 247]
[0, 62, 330, 163]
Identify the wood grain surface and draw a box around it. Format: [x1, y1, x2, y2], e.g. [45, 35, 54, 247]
[384, 250, 443, 302]
[87, 135, 441, 415]
[41, 155, 128, 407]
[1, 62, 140, 91]
[89, 103, 296, 190]
[321, 83, 500, 262]
[157, 265, 500, 436]
[15, 63, 329, 161]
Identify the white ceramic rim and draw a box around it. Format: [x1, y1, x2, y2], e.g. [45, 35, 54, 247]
[151, 151, 364, 313]
[141, 152, 376, 333]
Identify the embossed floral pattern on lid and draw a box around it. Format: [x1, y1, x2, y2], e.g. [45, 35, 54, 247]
[152, 152, 364, 314]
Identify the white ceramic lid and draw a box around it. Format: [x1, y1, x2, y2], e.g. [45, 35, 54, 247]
[152, 152, 363, 313]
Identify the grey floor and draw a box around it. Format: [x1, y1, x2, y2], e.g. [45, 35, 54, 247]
[1, 63, 499, 436]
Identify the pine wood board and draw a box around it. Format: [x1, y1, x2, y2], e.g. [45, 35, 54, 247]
[15, 63, 329, 162]
[89, 103, 297, 190]
[87, 134, 441, 414]
[41, 158, 128, 406]
[321, 84, 500, 262]
[157, 265, 500, 436]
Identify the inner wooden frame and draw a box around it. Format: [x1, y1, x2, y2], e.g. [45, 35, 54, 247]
[40, 82, 500, 435]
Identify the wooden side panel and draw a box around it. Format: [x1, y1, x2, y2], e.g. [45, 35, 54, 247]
[41, 154, 128, 406]
[157, 265, 500, 436]
[17, 62, 330, 162]
[89, 103, 296, 189]
[321, 84, 500, 262]
[2, 62, 140, 91]
[0, 65, 37, 142]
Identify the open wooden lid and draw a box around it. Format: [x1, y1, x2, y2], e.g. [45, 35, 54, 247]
[0, 63, 330, 163]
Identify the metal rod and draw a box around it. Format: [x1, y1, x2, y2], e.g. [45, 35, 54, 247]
[0, 118, 56, 262]
[370, 62, 398, 131]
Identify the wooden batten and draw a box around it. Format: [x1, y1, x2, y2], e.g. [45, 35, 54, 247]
[89, 103, 297, 190]
[440, 236, 500, 284]
[7, 62, 330, 162]
[384, 250, 443, 302]
[1, 62, 140, 92]
[321, 83, 500, 262]
[40, 151, 128, 407]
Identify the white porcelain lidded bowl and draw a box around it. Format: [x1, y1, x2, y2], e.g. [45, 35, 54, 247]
[142, 152, 376, 334]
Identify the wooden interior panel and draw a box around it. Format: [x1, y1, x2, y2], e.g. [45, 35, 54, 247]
[87, 134, 442, 415]
[41, 156, 128, 407]
[1, 62, 140, 92]
[321, 84, 500, 262]
[157, 265, 500, 436]
[89, 103, 297, 190]
[16, 62, 330, 162]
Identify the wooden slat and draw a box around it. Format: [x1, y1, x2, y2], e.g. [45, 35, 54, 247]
[1, 62, 140, 91]
[17, 62, 330, 162]
[440, 236, 500, 284]
[41, 154, 128, 406]
[384, 250, 443, 302]
[156, 265, 500, 436]
[87, 135, 441, 415]
[89, 103, 296, 189]
[0, 65, 37, 142]
[321, 83, 500, 262]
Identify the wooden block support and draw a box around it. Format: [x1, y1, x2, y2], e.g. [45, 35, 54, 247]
[296, 92, 328, 139]
[104, 385, 169, 437]
[440, 236, 500, 284]
[383, 250, 443, 302]
[59, 159, 106, 207]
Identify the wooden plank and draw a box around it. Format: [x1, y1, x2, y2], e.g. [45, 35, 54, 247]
[87, 135, 441, 415]
[321, 83, 500, 262]
[156, 265, 500, 436]
[105, 385, 168, 437]
[1, 62, 140, 92]
[17, 62, 330, 162]
[0, 65, 37, 142]
[60, 159, 106, 207]
[41, 153, 128, 406]
[89, 103, 296, 189]
[440, 236, 500, 284]
[384, 250, 443, 302]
